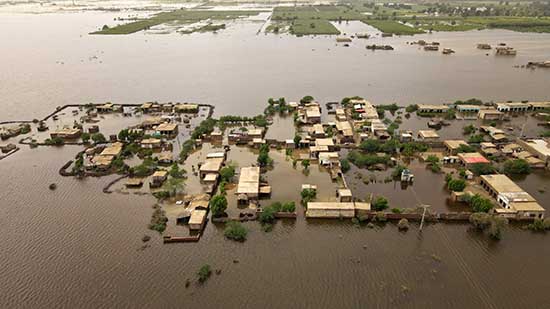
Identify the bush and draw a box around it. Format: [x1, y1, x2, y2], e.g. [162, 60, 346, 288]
[45, 136, 64, 145]
[468, 134, 485, 144]
[219, 165, 236, 182]
[224, 221, 248, 241]
[259, 205, 277, 224]
[470, 194, 493, 213]
[469, 212, 491, 230]
[447, 179, 466, 192]
[210, 195, 228, 217]
[148, 205, 168, 233]
[489, 216, 508, 240]
[301, 188, 316, 205]
[301, 159, 310, 170]
[281, 202, 296, 212]
[527, 218, 550, 232]
[456, 144, 476, 153]
[463, 124, 476, 135]
[397, 218, 409, 231]
[293, 134, 302, 146]
[372, 196, 389, 211]
[91, 133, 106, 143]
[405, 104, 418, 113]
[340, 159, 351, 173]
[169, 163, 186, 178]
[359, 139, 381, 153]
[503, 159, 531, 175]
[257, 144, 272, 167]
[300, 95, 314, 104]
[198, 264, 212, 283]
[470, 163, 496, 176]
[347, 151, 389, 168]
[372, 212, 387, 222]
[81, 132, 90, 142]
[132, 157, 157, 177]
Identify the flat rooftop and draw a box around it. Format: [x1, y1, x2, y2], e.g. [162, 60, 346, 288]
[418, 130, 439, 139]
[200, 157, 224, 172]
[458, 152, 490, 164]
[444, 140, 468, 150]
[237, 166, 260, 195]
[480, 174, 524, 193]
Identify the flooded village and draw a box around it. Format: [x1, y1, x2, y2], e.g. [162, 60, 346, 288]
[4, 1, 550, 308]
[3, 96, 550, 246]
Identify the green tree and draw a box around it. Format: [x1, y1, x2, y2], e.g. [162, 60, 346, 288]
[340, 159, 351, 173]
[462, 124, 476, 135]
[163, 177, 185, 197]
[359, 139, 381, 153]
[224, 221, 248, 241]
[91, 133, 106, 143]
[168, 163, 186, 178]
[259, 204, 277, 223]
[447, 178, 466, 192]
[301, 188, 316, 204]
[300, 96, 314, 104]
[210, 195, 227, 217]
[470, 194, 493, 213]
[372, 196, 389, 211]
[468, 134, 485, 144]
[503, 159, 531, 175]
[470, 163, 495, 176]
[81, 132, 90, 143]
[301, 159, 310, 170]
[219, 165, 236, 182]
[293, 134, 302, 147]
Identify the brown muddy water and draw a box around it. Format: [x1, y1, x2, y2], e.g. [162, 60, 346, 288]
[2, 9, 550, 309]
[2, 12, 550, 121]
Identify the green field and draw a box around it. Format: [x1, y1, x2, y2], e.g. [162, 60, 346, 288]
[361, 19, 424, 35]
[91, 10, 261, 35]
[289, 19, 340, 36]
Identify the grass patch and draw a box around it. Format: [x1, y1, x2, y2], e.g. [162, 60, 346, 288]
[289, 19, 340, 36]
[92, 10, 260, 35]
[362, 19, 424, 35]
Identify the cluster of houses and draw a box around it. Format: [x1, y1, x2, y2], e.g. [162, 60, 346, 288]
[94, 102, 200, 115]
[443, 137, 550, 170]
[226, 128, 264, 145]
[417, 101, 550, 120]
[440, 139, 546, 218]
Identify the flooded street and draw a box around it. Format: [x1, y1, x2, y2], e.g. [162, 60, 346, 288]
[2, 8, 550, 309]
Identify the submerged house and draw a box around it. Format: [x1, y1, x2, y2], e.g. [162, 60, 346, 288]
[443, 140, 468, 155]
[199, 156, 224, 179]
[417, 130, 440, 142]
[155, 123, 178, 137]
[236, 166, 260, 204]
[50, 127, 82, 139]
[417, 104, 449, 114]
[480, 174, 545, 219]
[305, 202, 370, 218]
[457, 152, 490, 168]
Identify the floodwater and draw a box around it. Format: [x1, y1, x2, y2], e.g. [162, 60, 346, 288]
[3, 8, 550, 309]
[2, 11, 550, 122]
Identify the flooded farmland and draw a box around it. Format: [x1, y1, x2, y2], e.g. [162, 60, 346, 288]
[2, 5, 550, 309]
